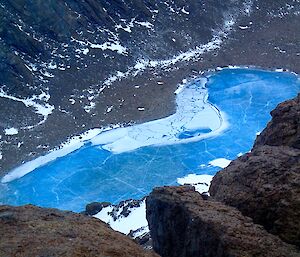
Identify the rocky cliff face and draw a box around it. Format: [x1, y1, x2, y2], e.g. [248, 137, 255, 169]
[210, 94, 300, 246]
[254, 94, 300, 149]
[0, 205, 159, 257]
[146, 186, 299, 257]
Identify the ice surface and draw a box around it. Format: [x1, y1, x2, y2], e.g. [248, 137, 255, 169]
[209, 158, 231, 168]
[91, 77, 227, 153]
[1, 68, 299, 212]
[1, 128, 102, 183]
[177, 174, 213, 193]
[4, 128, 19, 135]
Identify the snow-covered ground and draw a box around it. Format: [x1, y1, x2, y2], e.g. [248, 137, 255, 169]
[94, 174, 216, 238]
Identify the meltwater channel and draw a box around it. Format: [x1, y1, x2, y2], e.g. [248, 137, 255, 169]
[1, 68, 299, 212]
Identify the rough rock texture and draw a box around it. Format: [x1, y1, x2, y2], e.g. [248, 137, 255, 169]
[146, 186, 299, 257]
[254, 94, 300, 149]
[210, 94, 300, 247]
[0, 205, 159, 257]
[210, 145, 300, 246]
[85, 201, 111, 216]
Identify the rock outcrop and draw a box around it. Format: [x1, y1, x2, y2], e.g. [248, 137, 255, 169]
[210, 94, 300, 247]
[146, 186, 299, 257]
[0, 205, 159, 257]
[254, 94, 300, 149]
[210, 145, 300, 246]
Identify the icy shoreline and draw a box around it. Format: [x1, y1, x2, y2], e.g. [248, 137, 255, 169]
[2, 65, 298, 184]
[1, 76, 228, 183]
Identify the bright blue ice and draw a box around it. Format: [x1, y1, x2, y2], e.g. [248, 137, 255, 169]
[0, 68, 299, 212]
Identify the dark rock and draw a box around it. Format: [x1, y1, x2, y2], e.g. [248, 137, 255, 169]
[210, 145, 300, 247]
[106, 198, 145, 221]
[0, 205, 159, 257]
[146, 186, 299, 257]
[0, 210, 16, 223]
[254, 94, 300, 149]
[210, 94, 300, 247]
[85, 201, 111, 216]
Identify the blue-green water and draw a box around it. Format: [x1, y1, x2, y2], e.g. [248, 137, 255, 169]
[1, 68, 299, 212]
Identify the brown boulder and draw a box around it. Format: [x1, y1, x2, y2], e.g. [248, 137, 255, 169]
[254, 93, 300, 149]
[210, 145, 300, 246]
[146, 186, 298, 257]
[0, 205, 159, 257]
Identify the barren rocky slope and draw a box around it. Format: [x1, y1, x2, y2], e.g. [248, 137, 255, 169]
[210, 94, 300, 246]
[146, 186, 299, 257]
[0, 205, 159, 257]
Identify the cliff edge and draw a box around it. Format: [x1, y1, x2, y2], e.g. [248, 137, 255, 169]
[0, 205, 159, 257]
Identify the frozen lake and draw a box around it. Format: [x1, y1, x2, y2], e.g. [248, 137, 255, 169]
[1, 68, 299, 212]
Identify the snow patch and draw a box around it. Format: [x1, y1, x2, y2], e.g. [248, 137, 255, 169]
[4, 128, 19, 135]
[209, 158, 231, 168]
[90, 42, 127, 55]
[0, 90, 54, 129]
[1, 128, 103, 183]
[177, 174, 213, 193]
[94, 200, 148, 235]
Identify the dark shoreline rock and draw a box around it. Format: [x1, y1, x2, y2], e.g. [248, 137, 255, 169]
[0, 205, 159, 257]
[254, 94, 300, 149]
[146, 186, 299, 257]
[210, 145, 300, 246]
[210, 94, 300, 247]
[84, 201, 111, 216]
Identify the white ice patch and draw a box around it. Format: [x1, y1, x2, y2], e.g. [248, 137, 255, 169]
[4, 128, 19, 135]
[92, 78, 228, 154]
[0, 152, 2, 160]
[103, 16, 237, 86]
[177, 174, 213, 193]
[90, 42, 127, 55]
[135, 21, 154, 29]
[94, 200, 148, 235]
[1, 128, 103, 183]
[209, 158, 231, 168]
[181, 7, 190, 15]
[0, 90, 54, 129]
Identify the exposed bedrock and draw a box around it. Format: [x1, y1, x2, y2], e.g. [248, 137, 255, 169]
[0, 205, 159, 257]
[210, 94, 300, 247]
[146, 186, 299, 257]
[210, 145, 300, 246]
[254, 93, 300, 149]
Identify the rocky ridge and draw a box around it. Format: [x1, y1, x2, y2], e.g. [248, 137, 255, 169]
[146, 186, 298, 257]
[0, 204, 158, 257]
[210, 94, 300, 246]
